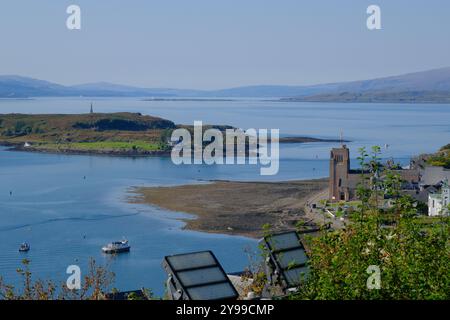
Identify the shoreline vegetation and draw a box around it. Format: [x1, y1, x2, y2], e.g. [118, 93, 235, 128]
[129, 179, 328, 239]
[0, 112, 345, 156]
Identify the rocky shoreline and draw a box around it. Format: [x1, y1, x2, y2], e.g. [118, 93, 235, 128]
[129, 179, 328, 238]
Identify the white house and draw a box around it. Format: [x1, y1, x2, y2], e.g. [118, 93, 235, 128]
[428, 179, 449, 216]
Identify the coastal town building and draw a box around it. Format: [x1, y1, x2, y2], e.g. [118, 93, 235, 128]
[329, 145, 450, 218]
[329, 145, 420, 202]
[428, 179, 449, 216]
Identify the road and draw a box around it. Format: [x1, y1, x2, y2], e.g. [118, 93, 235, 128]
[303, 188, 345, 230]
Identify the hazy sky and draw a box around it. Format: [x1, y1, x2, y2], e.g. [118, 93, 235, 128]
[1, 0, 449, 89]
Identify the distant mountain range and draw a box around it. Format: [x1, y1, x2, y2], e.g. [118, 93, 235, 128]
[1, 67, 450, 103]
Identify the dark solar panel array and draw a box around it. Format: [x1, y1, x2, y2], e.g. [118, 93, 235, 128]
[263, 231, 309, 288]
[163, 251, 238, 300]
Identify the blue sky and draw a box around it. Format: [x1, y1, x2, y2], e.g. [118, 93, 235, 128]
[1, 0, 449, 89]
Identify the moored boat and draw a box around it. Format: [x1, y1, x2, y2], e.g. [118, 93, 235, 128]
[19, 242, 30, 252]
[102, 239, 130, 254]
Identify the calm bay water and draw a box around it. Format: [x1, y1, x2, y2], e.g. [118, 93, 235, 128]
[0, 98, 449, 294]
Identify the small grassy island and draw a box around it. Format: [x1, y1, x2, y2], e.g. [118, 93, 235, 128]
[0, 112, 178, 155]
[0, 112, 342, 156]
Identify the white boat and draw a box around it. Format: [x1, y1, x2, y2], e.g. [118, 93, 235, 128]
[102, 239, 130, 254]
[19, 242, 30, 252]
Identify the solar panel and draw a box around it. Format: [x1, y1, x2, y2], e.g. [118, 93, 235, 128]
[267, 232, 302, 251]
[166, 251, 216, 270]
[260, 231, 309, 289]
[186, 282, 237, 300]
[274, 249, 308, 269]
[162, 250, 239, 300]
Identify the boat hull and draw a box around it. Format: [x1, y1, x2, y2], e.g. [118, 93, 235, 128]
[19, 244, 30, 252]
[102, 247, 130, 254]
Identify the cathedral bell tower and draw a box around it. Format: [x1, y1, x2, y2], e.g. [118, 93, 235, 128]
[329, 144, 350, 201]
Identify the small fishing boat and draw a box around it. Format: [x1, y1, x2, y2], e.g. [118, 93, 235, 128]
[19, 242, 30, 252]
[102, 239, 130, 254]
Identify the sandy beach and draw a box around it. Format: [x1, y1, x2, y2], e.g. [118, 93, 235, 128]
[129, 179, 328, 238]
